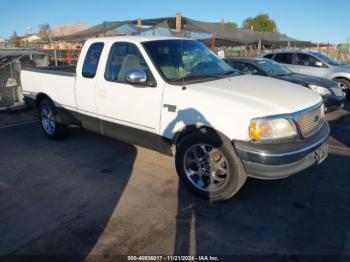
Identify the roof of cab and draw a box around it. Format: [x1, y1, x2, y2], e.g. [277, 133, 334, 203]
[85, 35, 190, 44]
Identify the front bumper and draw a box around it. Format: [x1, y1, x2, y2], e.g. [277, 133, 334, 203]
[234, 121, 330, 179]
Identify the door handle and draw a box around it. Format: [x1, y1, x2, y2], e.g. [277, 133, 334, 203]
[97, 89, 107, 98]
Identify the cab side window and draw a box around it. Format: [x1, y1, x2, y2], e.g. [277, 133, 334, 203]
[105, 42, 154, 85]
[296, 53, 321, 67]
[230, 62, 261, 75]
[82, 42, 104, 78]
[274, 53, 293, 64]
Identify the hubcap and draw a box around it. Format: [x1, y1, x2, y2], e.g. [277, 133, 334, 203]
[41, 106, 55, 135]
[183, 143, 229, 192]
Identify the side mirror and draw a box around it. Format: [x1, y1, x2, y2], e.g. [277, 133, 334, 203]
[315, 61, 323, 67]
[126, 69, 147, 85]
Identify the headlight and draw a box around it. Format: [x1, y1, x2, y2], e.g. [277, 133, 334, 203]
[308, 84, 331, 96]
[249, 118, 297, 141]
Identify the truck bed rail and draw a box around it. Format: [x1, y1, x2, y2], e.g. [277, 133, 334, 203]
[22, 65, 76, 77]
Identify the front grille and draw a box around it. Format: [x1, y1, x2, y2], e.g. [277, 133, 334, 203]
[297, 105, 323, 137]
[330, 86, 344, 96]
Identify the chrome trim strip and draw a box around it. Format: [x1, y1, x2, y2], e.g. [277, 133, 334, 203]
[238, 123, 329, 158]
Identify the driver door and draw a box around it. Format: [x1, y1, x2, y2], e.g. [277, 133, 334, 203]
[95, 42, 163, 135]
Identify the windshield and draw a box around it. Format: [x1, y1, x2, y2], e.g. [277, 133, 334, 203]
[257, 59, 292, 76]
[142, 40, 237, 83]
[310, 51, 342, 66]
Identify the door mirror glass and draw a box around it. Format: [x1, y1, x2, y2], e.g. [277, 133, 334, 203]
[126, 69, 147, 84]
[315, 61, 323, 67]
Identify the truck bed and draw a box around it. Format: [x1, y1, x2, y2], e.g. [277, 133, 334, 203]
[23, 65, 76, 77]
[21, 65, 77, 110]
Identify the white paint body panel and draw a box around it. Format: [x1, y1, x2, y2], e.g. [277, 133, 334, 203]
[160, 75, 322, 141]
[21, 70, 77, 111]
[20, 36, 322, 143]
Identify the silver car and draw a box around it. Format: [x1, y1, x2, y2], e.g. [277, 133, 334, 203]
[263, 50, 350, 98]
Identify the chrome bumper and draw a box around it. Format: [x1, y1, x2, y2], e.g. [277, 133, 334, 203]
[234, 121, 330, 179]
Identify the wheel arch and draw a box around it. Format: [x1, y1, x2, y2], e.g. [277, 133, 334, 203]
[332, 76, 350, 81]
[36, 93, 52, 107]
[172, 125, 232, 148]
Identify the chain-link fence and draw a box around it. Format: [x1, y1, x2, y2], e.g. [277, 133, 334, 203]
[0, 57, 23, 109]
[0, 47, 79, 110]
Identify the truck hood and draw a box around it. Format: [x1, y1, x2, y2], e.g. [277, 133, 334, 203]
[189, 75, 322, 116]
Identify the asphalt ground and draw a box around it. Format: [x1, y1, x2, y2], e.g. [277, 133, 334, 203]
[0, 103, 349, 261]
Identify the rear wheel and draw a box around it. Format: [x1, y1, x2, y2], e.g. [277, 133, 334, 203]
[175, 129, 247, 201]
[335, 78, 350, 99]
[38, 98, 68, 140]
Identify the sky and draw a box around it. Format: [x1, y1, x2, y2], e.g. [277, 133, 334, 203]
[0, 0, 349, 44]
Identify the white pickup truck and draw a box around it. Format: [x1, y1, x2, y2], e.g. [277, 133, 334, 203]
[21, 36, 329, 200]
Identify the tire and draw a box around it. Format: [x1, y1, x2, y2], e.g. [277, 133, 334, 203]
[175, 129, 247, 201]
[335, 78, 350, 99]
[38, 98, 68, 140]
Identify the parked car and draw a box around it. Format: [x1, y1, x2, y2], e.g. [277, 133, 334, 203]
[224, 57, 345, 112]
[21, 36, 329, 201]
[262, 49, 350, 98]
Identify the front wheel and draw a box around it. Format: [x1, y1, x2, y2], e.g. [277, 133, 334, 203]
[175, 129, 247, 201]
[38, 98, 68, 140]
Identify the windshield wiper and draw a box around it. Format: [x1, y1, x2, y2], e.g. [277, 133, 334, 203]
[168, 73, 222, 83]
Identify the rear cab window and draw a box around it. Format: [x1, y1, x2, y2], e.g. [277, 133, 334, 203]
[82, 42, 104, 78]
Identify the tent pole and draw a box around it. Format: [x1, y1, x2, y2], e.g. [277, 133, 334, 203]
[211, 34, 216, 50]
[103, 22, 107, 37]
[221, 18, 224, 37]
[176, 12, 182, 36]
[137, 18, 142, 33]
[257, 39, 262, 57]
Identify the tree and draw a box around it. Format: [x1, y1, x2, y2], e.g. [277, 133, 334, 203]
[9, 31, 20, 46]
[243, 14, 277, 32]
[226, 22, 237, 29]
[38, 23, 51, 37]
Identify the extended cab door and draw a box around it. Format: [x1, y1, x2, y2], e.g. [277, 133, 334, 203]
[94, 41, 164, 146]
[75, 42, 104, 132]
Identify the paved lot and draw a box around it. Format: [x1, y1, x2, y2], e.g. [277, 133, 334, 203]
[0, 103, 350, 260]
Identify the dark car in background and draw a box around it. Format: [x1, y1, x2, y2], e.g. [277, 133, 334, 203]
[224, 57, 345, 112]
